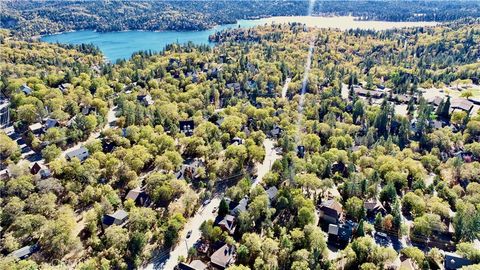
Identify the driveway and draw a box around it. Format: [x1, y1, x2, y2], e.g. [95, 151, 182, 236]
[252, 138, 281, 188]
[144, 197, 220, 270]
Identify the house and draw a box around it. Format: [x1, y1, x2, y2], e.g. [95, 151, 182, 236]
[137, 94, 154, 106]
[231, 197, 248, 216]
[19, 84, 33, 95]
[319, 199, 344, 224]
[177, 260, 207, 270]
[102, 209, 129, 227]
[28, 122, 44, 135]
[217, 214, 236, 235]
[210, 244, 236, 269]
[270, 125, 283, 138]
[9, 244, 39, 260]
[399, 258, 417, 270]
[468, 97, 480, 105]
[66, 115, 77, 127]
[231, 137, 244, 145]
[428, 96, 444, 107]
[266, 186, 278, 202]
[444, 253, 472, 270]
[125, 187, 150, 206]
[176, 159, 205, 181]
[81, 105, 96, 115]
[391, 94, 413, 104]
[0, 98, 10, 128]
[450, 98, 474, 114]
[354, 87, 384, 99]
[65, 147, 89, 162]
[58, 83, 72, 93]
[43, 118, 59, 131]
[39, 168, 51, 179]
[226, 82, 241, 93]
[179, 120, 195, 136]
[364, 198, 387, 217]
[328, 223, 354, 248]
[30, 162, 42, 175]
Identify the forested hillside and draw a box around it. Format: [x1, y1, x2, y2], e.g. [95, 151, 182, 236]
[1, 16, 480, 270]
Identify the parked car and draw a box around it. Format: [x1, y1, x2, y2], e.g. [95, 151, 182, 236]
[203, 199, 211, 206]
[212, 207, 218, 213]
[186, 230, 192, 238]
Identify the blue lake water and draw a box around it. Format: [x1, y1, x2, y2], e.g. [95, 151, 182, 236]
[40, 19, 267, 61]
[41, 16, 438, 61]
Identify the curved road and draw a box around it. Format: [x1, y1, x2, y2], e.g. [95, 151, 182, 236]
[144, 138, 280, 269]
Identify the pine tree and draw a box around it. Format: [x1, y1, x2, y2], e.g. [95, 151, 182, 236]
[374, 213, 383, 229]
[357, 219, 365, 237]
[366, 73, 374, 90]
[218, 199, 229, 217]
[441, 96, 451, 119]
[435, 99, 445, 117]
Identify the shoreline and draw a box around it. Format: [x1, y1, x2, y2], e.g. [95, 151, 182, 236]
[37, 15, 440, 40]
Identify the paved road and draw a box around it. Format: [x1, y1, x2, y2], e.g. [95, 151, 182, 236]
[252, 138, 281, 188]
[144, 197, 220, 270]
[145, 138, 280, 269]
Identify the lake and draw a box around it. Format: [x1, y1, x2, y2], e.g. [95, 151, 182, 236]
[41, 16, 438, 61]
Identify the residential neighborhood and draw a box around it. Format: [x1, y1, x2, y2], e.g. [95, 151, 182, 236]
[1, 4, 480, 270]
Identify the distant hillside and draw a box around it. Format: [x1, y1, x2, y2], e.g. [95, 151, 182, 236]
[1, 0, 480, 37]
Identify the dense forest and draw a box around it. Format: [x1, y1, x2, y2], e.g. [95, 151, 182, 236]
[1, 0, 480, 37]
[1, 12, 480, 270]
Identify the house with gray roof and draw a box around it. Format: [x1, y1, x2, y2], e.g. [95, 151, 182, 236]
[102, 209, 129, 228]
[9, 244, 39, 260]
[65, 147, 89, 162]
[19, 84, 33, 95]
[231, 197, 248, 216]
[266, 186, 278, 202]
[450, 98, 474, 114]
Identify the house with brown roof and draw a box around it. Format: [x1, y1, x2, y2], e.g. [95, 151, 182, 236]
[319, 199, 344, 224]
[210, 244, 236, 269]
[216, 214, 236, 235]
[354, 87, 385, 99]
[177, 260, 207, 270]
[364, 198, 387, 217]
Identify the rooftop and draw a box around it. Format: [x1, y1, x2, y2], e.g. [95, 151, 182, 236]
[210, 244, 235, 269]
